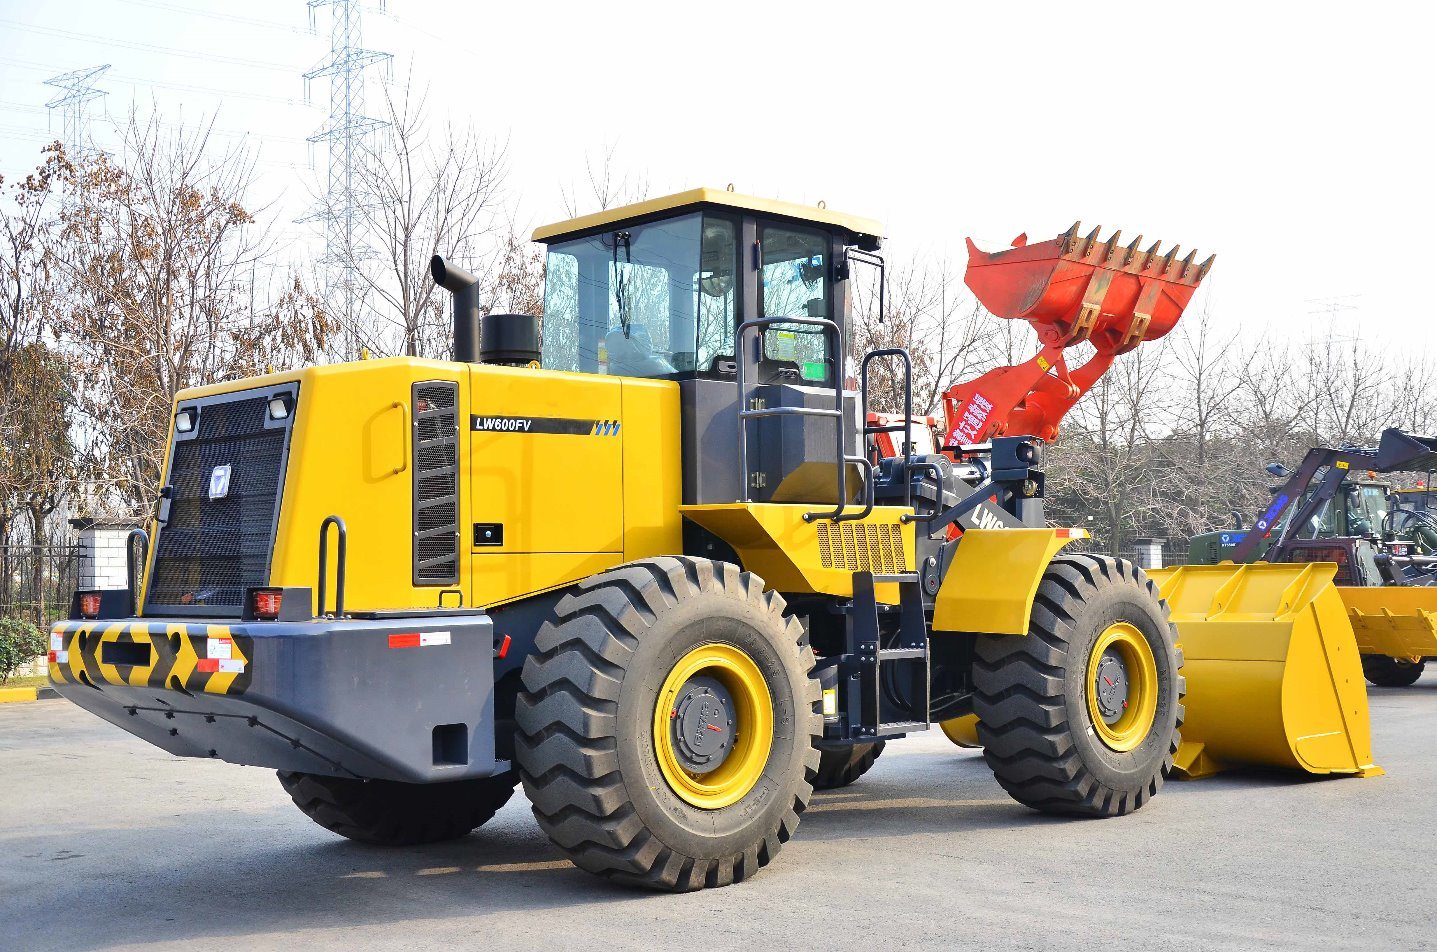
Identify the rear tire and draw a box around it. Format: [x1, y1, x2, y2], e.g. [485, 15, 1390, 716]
[277, 770, 517, 845]
[812, 741, 884, 790]
[514, 557, 821, 891]
[973, 555, 1183, 818]
[1361, 654, 1425, 687]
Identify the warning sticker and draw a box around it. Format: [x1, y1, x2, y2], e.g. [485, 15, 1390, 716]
[772, 330, 798, 360]
[388, 631, 452, 649]
[50, 632, 64, 652]
[207, 637, 233, 660]
[197, 657, 245, 674]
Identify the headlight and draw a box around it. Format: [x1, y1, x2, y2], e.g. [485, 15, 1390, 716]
[267, 395, 291, 420]
[175, 409, 194, 433]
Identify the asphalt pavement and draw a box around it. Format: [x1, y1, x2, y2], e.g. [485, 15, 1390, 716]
[3, 674, 1436, 951]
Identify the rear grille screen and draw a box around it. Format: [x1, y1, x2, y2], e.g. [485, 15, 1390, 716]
[147, 391, 291, 614]
[413, 381, 460, 584]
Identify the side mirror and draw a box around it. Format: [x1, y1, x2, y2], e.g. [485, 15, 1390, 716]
[1264, 462, 1293, 478]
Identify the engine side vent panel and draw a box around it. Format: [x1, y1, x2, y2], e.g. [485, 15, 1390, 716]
[413, 380, 460, 585]
[815, 522, 908, 574]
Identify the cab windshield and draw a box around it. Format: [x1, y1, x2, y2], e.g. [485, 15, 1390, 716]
[541, 213, 738, 378]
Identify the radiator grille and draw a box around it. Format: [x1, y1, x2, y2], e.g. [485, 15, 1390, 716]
[413, 381, 460, 584]
[815, 522, 907, 573]
[146, 392, 291, 614]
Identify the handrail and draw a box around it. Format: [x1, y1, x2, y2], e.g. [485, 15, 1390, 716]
[807, 455, 876, 524]
[393, 400, 411, 475]
[318, 515, 347, 617]
[860, 347, 914, 510]
[736, 315, 871, 522]
[125, 528, 149, 617]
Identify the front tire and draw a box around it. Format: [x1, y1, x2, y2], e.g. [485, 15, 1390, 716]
[514, 557, 821, 891]
[277, 770, 517, 845]
[973, 555, 1183, 817]
[1361, 654, 1425, 687]
[812, 740, 884, 790]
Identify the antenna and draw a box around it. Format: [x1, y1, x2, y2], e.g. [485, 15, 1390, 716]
[302, 0, 392, 353]
[44, 64, 111, 160]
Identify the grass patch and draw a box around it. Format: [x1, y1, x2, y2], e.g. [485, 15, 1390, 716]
[0, 674, 49, 690]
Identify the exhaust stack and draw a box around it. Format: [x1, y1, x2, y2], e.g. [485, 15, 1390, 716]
[430, 255, 480, 363]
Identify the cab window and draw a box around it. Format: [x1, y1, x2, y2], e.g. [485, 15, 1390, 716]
[695, 216, 738, 372]
[541, 214, 703, 378]
[759, 225, 832, 384]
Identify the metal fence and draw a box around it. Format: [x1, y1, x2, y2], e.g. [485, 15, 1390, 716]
[0, 545, 84, 626]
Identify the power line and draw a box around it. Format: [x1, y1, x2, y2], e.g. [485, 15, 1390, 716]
[111, 0, 312, 34]
[0, 55, 315, 109]
[0, 17, 298, 73]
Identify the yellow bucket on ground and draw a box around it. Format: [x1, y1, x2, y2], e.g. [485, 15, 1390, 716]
[1337, 585, 1437, 659]
[1147, 562, 1381, 780]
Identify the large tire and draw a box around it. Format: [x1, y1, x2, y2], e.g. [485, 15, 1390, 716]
[277, 770, 517, 845]
[514, 557, 821, 891]
[812, 740, 884, 790]
[973, 555, 1183, 818]
[1361, 653, 1426, 687]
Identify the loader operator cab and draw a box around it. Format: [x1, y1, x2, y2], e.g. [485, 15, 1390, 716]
[534, 188, 881, 388]
[534, 188, 895, 512]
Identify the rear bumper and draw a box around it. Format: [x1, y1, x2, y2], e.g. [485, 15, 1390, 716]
[48, 614, 501, 783]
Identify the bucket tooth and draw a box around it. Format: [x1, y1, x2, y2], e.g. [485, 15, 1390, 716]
[1102, 229, 1121, 260]
[1081, 225, 1102, 257]
[1058, 221, 1080, 255]
[1122, 235, 1143, 267]
[1197, 253, 1217, 280]
[1143, 240, 1162, 269]
[1161, 244, 1180, 274]
[1179, 249, 1198, 279]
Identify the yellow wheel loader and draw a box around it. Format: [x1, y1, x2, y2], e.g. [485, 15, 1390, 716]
[45, 189, 1311, 892]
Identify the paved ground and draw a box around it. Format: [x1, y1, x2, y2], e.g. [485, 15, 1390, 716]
[3, 676, 1436, 952]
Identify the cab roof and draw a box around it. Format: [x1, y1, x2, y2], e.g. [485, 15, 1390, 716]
[531, 187, 884, 246]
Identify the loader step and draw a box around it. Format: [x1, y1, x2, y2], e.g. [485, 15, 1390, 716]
[865, 720, 931, 738]
[870, 573, 920, 584]
[874, 647, 926, 661]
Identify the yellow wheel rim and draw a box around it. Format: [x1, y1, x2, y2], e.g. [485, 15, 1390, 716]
[1085, 622, 1159, 752]
[653, 643, 773, 810]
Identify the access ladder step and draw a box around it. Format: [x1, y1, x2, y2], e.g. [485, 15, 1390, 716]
[876, 647, 926, 661]
[863, 720, 931, 739]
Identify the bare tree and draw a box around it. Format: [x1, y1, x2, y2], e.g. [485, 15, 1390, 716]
[560, 141, 649, 217]
[53, 111, 330, 516]
[850, 256, 1000, 415]
[341, 79, 507, 358]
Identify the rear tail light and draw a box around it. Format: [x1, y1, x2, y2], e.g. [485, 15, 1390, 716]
[251, 588, 283, 620]
[78, 592, 101, 618]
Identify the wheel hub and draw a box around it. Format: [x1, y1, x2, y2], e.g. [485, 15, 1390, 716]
[669, 675, 736, 774]
[1085, 621, 1160, 752]
[1093, 650, 1130, 724]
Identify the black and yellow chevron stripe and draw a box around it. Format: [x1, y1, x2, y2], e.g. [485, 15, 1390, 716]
[49, 622, 254, 696]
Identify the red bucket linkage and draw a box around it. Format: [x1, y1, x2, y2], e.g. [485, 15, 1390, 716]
[942, 223, 1214, 445]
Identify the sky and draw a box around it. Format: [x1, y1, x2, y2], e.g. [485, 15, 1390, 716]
[1, 0, 1433, 351]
